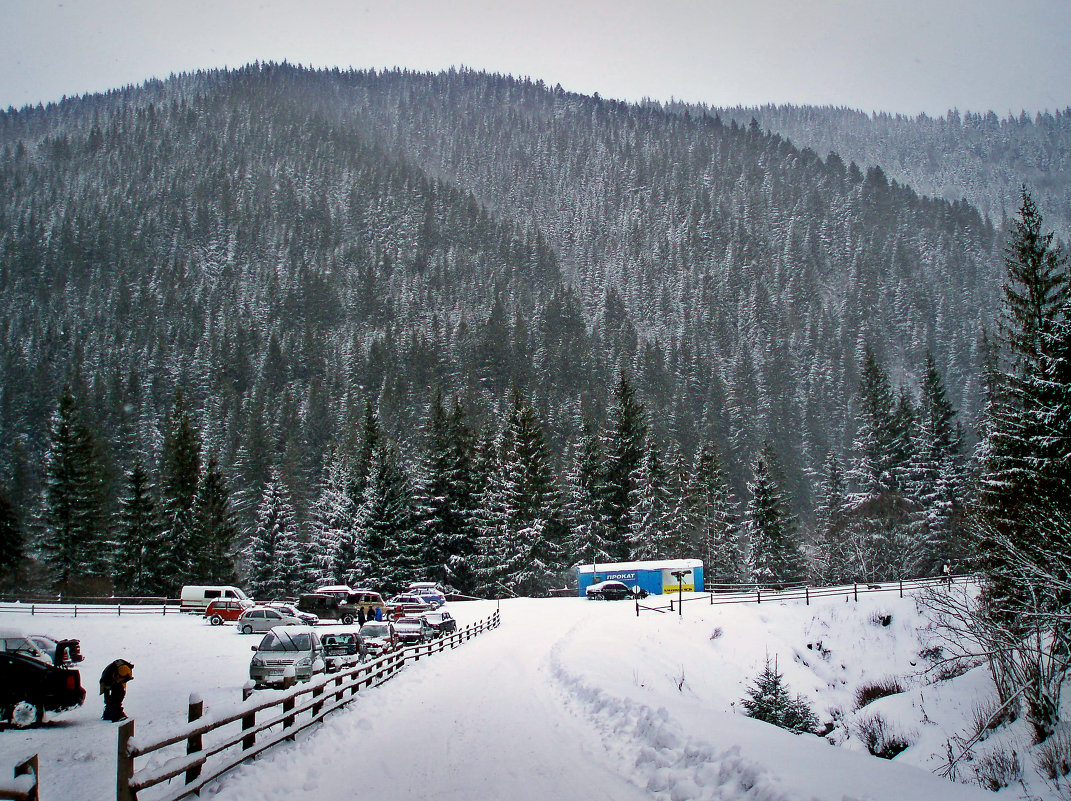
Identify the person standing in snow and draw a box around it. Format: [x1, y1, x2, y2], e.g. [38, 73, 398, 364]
[100, 659, 134, 721]
[357, 606, 366, 626]
[374, 606, 383, 622]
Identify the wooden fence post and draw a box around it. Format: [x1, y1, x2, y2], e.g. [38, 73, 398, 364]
[805, 587, 809, 606]
[186, 695, 203, 785]
[241, 685, 255, 752]
[312, 683, 324, 717]
[282, 696, 295, 736]
[757, 590, 761, 604]
[14, 754, 38, 801]
[116, 719, 135, 801]
[853, 583, 858, 602]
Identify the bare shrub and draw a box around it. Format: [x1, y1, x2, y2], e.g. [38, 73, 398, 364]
[709, 626, 723, 640]
[968, 696, 1011, 741]
[855, 677, 905, 710]
[854, 713, 915, 759]
[972, 747, 1022, 791]
[1036, 729, 1071, 782]
[868, 610, 893, 627]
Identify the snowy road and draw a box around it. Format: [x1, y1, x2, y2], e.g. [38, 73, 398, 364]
[207, 602, 651, 801]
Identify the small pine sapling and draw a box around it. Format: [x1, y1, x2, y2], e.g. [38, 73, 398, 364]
[740, 655, 818, 734]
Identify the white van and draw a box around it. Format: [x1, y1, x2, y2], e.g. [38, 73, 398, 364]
[179, 585, 250, 614]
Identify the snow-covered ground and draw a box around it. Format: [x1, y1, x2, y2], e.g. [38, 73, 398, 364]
[0, 588, 1041, 800]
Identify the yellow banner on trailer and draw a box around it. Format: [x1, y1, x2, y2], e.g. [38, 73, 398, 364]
[662, 568, 695, 593]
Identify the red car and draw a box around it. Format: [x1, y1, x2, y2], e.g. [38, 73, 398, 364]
[205, 598, 253, 626]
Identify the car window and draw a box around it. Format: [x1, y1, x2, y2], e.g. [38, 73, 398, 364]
[265, 610, 280, 619]
[250, 610, 263, 618]
[259, 631, 313, 651]
[205, 589, 221, 598]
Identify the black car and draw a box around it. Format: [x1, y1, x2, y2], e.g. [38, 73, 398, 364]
[421, 610, 458, 635]
[585, 580, 647, 600]
[319, 631, 367, 671]
[0, 651, 86, 727]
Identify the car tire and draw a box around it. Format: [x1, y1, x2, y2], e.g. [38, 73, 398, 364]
[242, 624, 254, 635]
[210, 614, 223, 626]
[10, 700, 41, 729]
[341, 614, 354, 626]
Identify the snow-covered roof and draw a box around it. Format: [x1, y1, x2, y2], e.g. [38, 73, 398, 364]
[576, 558, 702, 574]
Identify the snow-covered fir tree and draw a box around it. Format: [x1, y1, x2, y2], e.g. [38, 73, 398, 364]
[39, 385, 108, 593]
[112, 458, 160, 596]
[745, 445, 804, 585]
[308, 452, 357, 586]
[246, 471, 303, 599]
[687, 443, 742, 586]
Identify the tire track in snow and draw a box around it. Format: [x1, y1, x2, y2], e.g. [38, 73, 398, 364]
[546, 624, 824, 801]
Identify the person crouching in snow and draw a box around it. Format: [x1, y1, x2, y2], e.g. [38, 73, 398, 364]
[100, 659, 134, 721]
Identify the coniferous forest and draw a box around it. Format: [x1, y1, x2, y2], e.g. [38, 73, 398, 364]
[0, 64, 1067, 601]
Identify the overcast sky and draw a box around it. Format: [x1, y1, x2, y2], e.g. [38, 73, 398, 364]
[1, 0, 1069, 116]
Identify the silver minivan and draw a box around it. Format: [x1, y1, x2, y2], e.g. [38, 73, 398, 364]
[249, 626, 325, 688]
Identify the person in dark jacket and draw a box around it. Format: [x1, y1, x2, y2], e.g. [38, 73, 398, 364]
[100, 659, 134, 721]
[357, 606, 366, 626]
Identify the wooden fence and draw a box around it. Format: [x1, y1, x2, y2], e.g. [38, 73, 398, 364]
[645, 574, 976, 615]
[117, 610, 500, 801]
[0, 756, 38, 801]
[0, 602, 176, 617]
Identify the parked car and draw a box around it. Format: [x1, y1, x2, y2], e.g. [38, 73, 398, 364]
[421, 610, 457, 636]
[265, 602, 319, 626]
[236, 606, 303, 634]
[180, 585, 250, 614]
[312, 584, 353, 603]
[26, 634, 83, 666]
[319, 630, 367, 672]
[298, 592, 342, 620]
[585, 580, 645, 600]
[205, 598, 254, 626]
[408, 589, 445, 609]
[338, 590, 400, 624]
[407, 582, 448, 607]
[388, 594, 434, 615]
[394, 616, 436, 645]
[358, 621, 399, 656]
[0, 629, 85, 727]
[248, 627, 325, 688]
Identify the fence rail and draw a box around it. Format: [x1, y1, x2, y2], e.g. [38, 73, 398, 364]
[117, 610, 500, 801]
[0, 602, 176, 617]
[647, 574, 977, 615]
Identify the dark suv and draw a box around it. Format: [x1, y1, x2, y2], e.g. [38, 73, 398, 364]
[0, 645, 85, 727]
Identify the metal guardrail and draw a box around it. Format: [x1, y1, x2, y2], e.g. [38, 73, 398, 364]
[117, 611, 501, 801]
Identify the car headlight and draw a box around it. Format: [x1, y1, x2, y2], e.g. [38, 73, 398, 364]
[295, 656, 312, 667]
[251, 656, 265, 667]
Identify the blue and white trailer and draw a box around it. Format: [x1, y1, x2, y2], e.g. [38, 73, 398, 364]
[576, 559, 704, 596]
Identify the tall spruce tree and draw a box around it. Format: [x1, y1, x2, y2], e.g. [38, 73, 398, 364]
[812, 453, 850, 584]
[600, 372, 647, 561]
[192, 455, 239, 585]
[246, 470, 303, 600]
[40, 385, 108, 593]
[357, 444, 416, 592]
[976, 190, 1070, 601]
[309, 452, 357, 586]
[745, 445, 804, 585]
[112, 458, 161, 595]
[0, 483, 24, 589]
[688, 443, 742, 586]
[158, 391, 202, 591]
